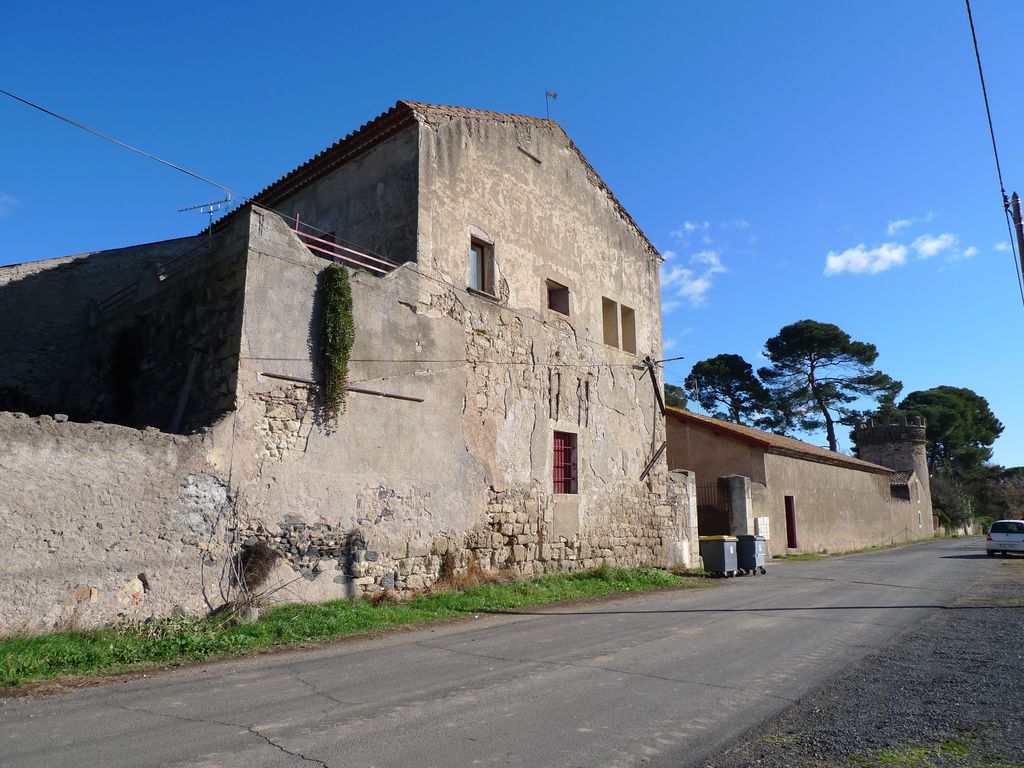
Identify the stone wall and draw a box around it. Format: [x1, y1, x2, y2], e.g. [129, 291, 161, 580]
[0, 413, 230, 633]
[231, 472, 696, 599]
[213, 207, 695, 604]
[754, 453, 933, 555]
[0, 236, 203, 419]
[81, 222, 249, 432]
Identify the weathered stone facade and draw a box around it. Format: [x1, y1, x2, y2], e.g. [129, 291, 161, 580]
[0, 103, 696, 632]
[0, 414, 230, 631]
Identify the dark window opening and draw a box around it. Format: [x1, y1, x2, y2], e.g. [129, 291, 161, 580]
[553, 430, 578, 494]
[469, 239, 496, 295]
[602, 297, 619, 347]
[547, 280, 570, 316]
[620, 304, 637, 353]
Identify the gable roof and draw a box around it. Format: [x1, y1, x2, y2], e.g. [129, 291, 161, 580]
[665, 406, 894, 475]
[212, 101, 660, 259]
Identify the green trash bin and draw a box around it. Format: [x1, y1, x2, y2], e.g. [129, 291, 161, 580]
[698, 535, 738, 577]
[737, 535, 767, 575]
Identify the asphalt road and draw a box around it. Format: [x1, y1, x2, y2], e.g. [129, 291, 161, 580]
[0, 538, 991, 768]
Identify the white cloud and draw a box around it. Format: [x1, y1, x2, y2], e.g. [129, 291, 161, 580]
[671, 220, 711, 239]
[885, 211, 937, 235]
[690, 250, 727, 273]
[0, 192, 19, 218]
[661, 249, 728, 307]
[945, 245, 979, 264]
[663, 337, 678, 352]
[662, 299, 681, 314]
[912, 233, 958, 259]
[995, 242, 1011, 252]
[824, 243, 908, 276]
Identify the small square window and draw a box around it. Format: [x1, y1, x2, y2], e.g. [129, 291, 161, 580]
[602, 297, 619, 347]
[469, 239, 496, 296]
[620, 304, 636, 354]
[553, 430, 578, 494]
[547, 280, 570, 316]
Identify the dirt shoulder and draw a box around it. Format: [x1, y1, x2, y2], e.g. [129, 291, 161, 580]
[699, 556, 1024, 768]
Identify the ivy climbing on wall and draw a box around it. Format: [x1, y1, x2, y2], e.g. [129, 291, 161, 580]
[320, 264, 355, 418]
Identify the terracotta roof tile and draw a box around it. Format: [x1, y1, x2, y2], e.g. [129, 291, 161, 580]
[665, 406, 893, 475]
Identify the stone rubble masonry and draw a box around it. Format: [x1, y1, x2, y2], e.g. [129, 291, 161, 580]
[231, 471, 696, 598]
[256, 383, 316, 461]
[0, 412, 231, 633]
[0, 406, 695, 632]
[0, 109, 697, 631]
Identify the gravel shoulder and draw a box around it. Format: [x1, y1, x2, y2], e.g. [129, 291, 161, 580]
[700, 554, 1024, 768]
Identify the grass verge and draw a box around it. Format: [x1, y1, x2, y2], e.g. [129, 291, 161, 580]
[849, 736, 1020, 768]
[0, 567, 704, 688]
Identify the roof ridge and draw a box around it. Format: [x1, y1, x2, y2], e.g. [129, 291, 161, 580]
[399, 101, 557, 126]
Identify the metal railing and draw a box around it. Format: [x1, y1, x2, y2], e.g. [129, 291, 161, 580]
[291, 221, 400, 275]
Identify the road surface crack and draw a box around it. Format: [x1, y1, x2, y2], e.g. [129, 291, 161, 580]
[101, 699, 334, 767]
[287, 664, 364, 710]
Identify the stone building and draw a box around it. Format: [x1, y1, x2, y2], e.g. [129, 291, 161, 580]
[665, 408, 933, 554]
[0, 102, 697, 632]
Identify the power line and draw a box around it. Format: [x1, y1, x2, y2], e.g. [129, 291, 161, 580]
[963, 0, 1024, 309]
[2, 86, 674, 353]
[0, 88, 236, 198]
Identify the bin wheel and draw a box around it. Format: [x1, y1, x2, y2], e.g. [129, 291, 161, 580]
[759, 566, 766, 574]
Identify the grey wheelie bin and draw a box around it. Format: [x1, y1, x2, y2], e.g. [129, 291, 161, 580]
[698, 535, 738, 577]
[737, 534, 767, 575]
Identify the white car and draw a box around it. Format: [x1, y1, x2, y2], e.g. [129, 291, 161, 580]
[986, 520, 1024, 556]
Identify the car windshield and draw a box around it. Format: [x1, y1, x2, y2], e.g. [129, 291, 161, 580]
[990, 521, 1024, 534]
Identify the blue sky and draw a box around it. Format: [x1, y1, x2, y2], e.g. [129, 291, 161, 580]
[2, 1, 1021, 464]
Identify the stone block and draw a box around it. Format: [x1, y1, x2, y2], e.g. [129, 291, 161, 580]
[431, 537, 449, 555]
[407, 539, 431, 558]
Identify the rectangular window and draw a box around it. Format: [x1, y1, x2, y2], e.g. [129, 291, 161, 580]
[602, 297, 619, 347]
[547, 280, 570, 316]
[469, 239, 495, 295]
[553, 431, 578, 494]
[620, 304, 636, 354]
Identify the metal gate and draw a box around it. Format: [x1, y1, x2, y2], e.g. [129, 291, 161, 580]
[696, 481, 731, 536]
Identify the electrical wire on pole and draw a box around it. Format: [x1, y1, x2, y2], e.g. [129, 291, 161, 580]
[964, 0, 1024, 309]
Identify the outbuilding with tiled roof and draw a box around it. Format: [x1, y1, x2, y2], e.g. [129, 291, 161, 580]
[665, 407, 934, 555]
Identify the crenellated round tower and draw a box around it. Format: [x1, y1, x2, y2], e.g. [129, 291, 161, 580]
[854, 416, 930, 497]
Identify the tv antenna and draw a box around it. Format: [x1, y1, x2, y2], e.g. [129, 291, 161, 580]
[178, 194, 233, 231]
[545, 88, 558, 120]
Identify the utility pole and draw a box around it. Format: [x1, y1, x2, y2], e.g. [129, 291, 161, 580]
[1011, 192, 1024, 282]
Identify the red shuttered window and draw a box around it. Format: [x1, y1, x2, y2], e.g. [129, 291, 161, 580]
[553, 431, 578, 494]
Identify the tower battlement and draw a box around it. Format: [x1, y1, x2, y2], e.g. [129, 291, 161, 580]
[854, 416, 930, 496]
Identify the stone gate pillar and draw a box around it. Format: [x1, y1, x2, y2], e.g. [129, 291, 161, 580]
[721, 475, 754, 537]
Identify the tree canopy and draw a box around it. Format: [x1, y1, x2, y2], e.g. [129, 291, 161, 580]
[664, 383, 688, 410]
[758, 320, 902, 452]
[684, 354, 771, 426]
[899, 386, 1003, 476]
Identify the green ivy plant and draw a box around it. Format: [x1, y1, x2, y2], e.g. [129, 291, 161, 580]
[320, 264, 355, 418]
